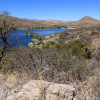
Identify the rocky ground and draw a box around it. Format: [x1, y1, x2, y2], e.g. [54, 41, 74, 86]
[0, 73, 75, 100]
[5, 80, 75, 100]
[0, 72, 99, 100]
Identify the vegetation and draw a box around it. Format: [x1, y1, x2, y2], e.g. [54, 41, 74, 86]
[33, 33, 45, 42]
[25, 32, 28, 36]
[69, 40, 91, 59]
[53, 25, 68, 29]
[42, 41, 56, 49]
[24, 32, 39, 36]
[0, 13, 100, 99]
[29, 32, 35, 36]
[59, 33, 66, 39]
[0, 10, 15, 63]
[42, 40, 91, 59]
[91, 31, 97, 35]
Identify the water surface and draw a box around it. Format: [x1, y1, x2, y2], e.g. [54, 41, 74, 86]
[1, 27, 68, 47]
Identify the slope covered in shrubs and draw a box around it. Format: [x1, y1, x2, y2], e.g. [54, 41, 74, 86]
[0, 26, 100, 99]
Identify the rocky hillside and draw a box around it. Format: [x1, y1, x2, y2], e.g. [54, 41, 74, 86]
[0, 77, 75, 100]
[0, 26, 100, 100]
[0, 14, 50, 30]
[73, 16, 100, 26]
[0, 14, 100, 30]
[44, 16, 100, 27]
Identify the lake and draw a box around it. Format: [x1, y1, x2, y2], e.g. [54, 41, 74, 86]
[1, 27, 68, 47]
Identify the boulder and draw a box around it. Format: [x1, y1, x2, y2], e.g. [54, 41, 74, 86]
[6, 80, 75, 100]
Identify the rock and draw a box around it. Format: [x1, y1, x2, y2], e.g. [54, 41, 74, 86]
[28, 42, 34, 47]
[6, 80, 75, 100]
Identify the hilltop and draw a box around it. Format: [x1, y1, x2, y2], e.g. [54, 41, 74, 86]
[73, 16, 100, 26]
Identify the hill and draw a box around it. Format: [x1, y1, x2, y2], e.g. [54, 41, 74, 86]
[0, 14, 100, 30]
[44, 16, 100, 27]
[0, 14, 51, 30]
[73, 16, 100, 26]
[0, 26, 100, 100]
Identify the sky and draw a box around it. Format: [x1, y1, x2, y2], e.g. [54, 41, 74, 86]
[0, 0, 100, 21]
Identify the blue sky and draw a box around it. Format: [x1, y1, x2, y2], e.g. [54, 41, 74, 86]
[0, 0, 100, 21]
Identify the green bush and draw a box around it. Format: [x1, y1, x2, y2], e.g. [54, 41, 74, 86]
[69, 40, 91, 59]
[59, 33, 66, 39]
[42, 41, 56, 49]
[34, 33, 45, 42]
[30, 32, 34, 36]
[34, 33, 39, 39]
[0, 46, 3, 53]
[37, 36, 45, 41]
[55, 43, 69, 51]
[42, 39, 92, 59]
[0, 46, 4, 56]
[91, 31, 97, 35]
[49, 41, 56, 45]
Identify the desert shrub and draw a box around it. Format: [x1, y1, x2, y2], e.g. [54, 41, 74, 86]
[42, 46, 88, 81]
[43, 40, 92, 59]
[0, 54, 10, 73]
[55, 43, 69, 51]
[59, 33, 66, 39]
[29, 32, 34, 36]
[19, 46, 29, 51]
[67, 57, 88, 81]
[69, 40, 91, 59]
[43, 46, 73, 70]
[34, 33, 45, 42]
[37, 36, 45, 41]
[0, 46, 3, 53]
[43, 42, 69, 51]
[49, 41, 56, 45]
[42, 41, 56, 49]
[57, 38, 66, 43]
[0, 45, 90, 81]
[80, 34, 92, 43]
[91, 31, 97, 35]
[34, 33, 39, 38]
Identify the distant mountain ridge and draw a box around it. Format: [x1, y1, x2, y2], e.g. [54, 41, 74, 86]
[44, 16, 100, 26]
[0, 14, 100, 30]
[0, 14, 50, 30]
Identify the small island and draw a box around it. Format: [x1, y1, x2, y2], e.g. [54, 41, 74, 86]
[25, 32, 39, 36]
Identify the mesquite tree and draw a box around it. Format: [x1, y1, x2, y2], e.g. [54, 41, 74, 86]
[0, 10, 14, 62]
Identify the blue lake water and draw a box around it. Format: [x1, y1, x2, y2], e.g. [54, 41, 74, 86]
[1, 27, 68, 47]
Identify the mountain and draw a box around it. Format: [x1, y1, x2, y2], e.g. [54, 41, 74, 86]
[0, 14, 100, 30]
[79, 16, 100, 22]
[0, 14, 51, 30]
[74, 16, 100, 26]
[44, 16, 100, 27]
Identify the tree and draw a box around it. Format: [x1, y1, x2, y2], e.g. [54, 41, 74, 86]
[0, 10, 14, 63]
